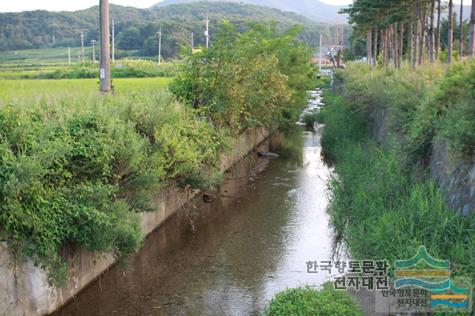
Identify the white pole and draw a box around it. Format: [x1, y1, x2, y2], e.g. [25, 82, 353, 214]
[112, 18, 115, 62]
[92, 40, 96, 62]
[99, 0, 112, 92]
[68, 46, 71, 65]
[158, 28, 162, 65]
[191, 32, 194, 50]
[80, 32, 85, 63]
[205, 14, 209, 49]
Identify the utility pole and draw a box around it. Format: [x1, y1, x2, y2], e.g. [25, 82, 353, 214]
[205, 14, 209, 48]
[158, 27, 162, 65]
[68, 46, 71, 65]
[91, 40, 97, 63]
[80, 32, 85, 63]
[99, 0, 112, 93]
[112, 18, 115, 62]
[319, 34, 322, 73]
[191, 32, 194, 50]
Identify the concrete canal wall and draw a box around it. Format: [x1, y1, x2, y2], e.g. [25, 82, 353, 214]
[0, 127, 270, 316]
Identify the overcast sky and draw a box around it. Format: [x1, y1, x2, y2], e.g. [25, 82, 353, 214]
[0, 0, 468, 12]
[1, 0, 354, 13]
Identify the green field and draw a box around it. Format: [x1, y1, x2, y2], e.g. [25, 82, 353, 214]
[0, 78, 171, 104]
[0, 47, 95, 65]
[0, 47, 174, 80]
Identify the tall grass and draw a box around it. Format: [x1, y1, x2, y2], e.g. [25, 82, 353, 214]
[321, 77, 475, 282]
[335, 61, 475, 161]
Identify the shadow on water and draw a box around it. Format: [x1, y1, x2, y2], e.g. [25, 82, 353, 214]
[53, 126, 344, 316]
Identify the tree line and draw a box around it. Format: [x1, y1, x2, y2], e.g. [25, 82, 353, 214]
[343, 0, 475, 67]
[0, 2, 340, 58]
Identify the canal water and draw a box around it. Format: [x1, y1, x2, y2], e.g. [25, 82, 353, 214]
[54, 91, 342, 316]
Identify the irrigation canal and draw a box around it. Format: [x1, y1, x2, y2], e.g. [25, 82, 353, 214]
[53, 90, 343, 315]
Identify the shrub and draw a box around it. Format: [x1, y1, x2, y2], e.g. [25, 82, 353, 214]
[265, 284, 364, 316]
[0, 91, 227, 283]
[170, 22, 315, 132]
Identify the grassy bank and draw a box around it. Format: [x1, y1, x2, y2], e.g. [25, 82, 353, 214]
[320, 63, 475, 281]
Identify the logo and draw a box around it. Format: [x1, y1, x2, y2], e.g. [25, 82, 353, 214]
[394, 246, 472, 313]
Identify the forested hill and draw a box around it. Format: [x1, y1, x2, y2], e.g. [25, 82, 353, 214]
[0, 2, 340, 54]
[154, 0, 347, 24]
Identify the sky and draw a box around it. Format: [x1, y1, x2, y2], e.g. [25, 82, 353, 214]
[0, 0, 350, 13]
[0, 0, 467, 13]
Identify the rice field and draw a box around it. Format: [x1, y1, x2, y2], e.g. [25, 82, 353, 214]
[0, 77, 172, 106]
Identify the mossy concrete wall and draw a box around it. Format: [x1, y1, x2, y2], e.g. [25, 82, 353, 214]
[0, 127, 270, 316]
[371, 111, 474, 215]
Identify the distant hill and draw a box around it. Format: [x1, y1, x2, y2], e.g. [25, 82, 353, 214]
[0, 2, 348, 55]
[154, 0, 348, 24]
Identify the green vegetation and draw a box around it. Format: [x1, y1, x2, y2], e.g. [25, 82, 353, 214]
[301, 109, 320, 127]
[320, 62, 475, 282]
[0, 2, 337, 57]
[171, 23, 315, 132]
[343, 0, 475, 66]
[0, 60, 178, 80]
[0, 78, 171, 102]
[265, 284, 364, 316]
[0, 23, 315, 284]
[0, 89, 226, 283]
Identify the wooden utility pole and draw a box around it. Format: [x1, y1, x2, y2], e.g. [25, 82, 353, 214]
[99, 0, 112, 92]
[80, 32, 85, 63]
[158, 28, 162, 65]
[112, 18, 115, 62]
[460, 0, 464, 59]
[448, 0, 454, 63]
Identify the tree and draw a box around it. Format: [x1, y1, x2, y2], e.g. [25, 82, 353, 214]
[470, 0, 475, 57]
[448, 0, 454, 63]
[429, 0, 436, 63]
[117, 27, 142, 50]
[460, 0, 464, 58]
[436, 0, 442, 60]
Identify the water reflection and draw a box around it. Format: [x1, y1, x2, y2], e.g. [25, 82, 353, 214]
[54, 126, 340, 316]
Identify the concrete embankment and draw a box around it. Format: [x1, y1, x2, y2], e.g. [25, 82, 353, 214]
[0, 127, 270, 316]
